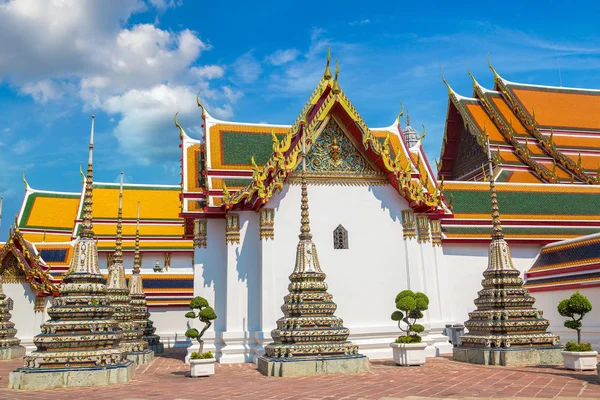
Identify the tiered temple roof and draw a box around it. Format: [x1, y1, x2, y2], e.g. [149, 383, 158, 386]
[525, 232, 600, 292]
[179, 53, 449, 238]
[439, 61, 600, 184]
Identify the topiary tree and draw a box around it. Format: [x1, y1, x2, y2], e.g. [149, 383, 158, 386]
[557, 291, 592, 345]
[185, 296, 217, 354]
[391, 290, 429, 344]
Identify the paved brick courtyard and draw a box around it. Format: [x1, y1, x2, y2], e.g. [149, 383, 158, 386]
[0, 350, 598, 399]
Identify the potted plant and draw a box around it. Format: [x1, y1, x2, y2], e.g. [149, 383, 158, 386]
[390, 290, 429, 366]
[185, 296, 217, 377]
[558, 292, 596, 371]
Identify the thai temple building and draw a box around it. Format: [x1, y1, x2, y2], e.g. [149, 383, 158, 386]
[1, 53, 599, 366]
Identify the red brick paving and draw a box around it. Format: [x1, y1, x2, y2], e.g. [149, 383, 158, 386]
[0, 350, 597, 399]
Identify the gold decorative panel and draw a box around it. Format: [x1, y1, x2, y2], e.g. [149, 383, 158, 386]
[416, 216, 431, 244]
[430, 219, 442, 247]
[225, 214, 240, 244]
[401, 210, 417, 240]
[194, 219, 207, 248]
[259, 208, 275, 240]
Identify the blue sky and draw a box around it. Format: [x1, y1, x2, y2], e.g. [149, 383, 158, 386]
[2, 0, 600, 239]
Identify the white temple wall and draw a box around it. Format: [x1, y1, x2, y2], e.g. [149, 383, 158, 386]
[4, 282, 50, 353]
[441, 242, 542, 325]
[528, 288, 600, 351]
[97, 252, 193, 274]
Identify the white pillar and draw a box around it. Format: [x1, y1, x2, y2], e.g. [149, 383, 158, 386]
[401, 210, 423, 293]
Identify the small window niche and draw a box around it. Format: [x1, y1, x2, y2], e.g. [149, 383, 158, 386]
[333, 224, 349, 250]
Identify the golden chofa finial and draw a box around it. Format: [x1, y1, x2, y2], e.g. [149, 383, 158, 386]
[441, 67, 454, 95]
[79, 163, 85, 184]
[332, 59, 341, 95]
[323, 45, 332, 80]
[467, 66, 479, 89]
[418, 124, 426, 143]
[196, 90, 206, 118]
[174, 112, 184, 140]
[487, 52, 500, 81]
[396, 101, 404, 125]
[22, 170, 30, 191]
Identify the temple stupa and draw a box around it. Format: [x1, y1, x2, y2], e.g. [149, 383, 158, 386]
[453, 140, 562, 366]
[257, 134, 369, 376]
[0, 276, 26, 360]
[106, 173, 154, 364]
[9, 116, 135, 389]
[129, 203, 164, 354]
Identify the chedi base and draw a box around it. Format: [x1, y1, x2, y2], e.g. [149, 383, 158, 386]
[0, 345, 26, 360]
[257, 354, 369, 377]
[9, 361, 135, 390]
[453, 346, 563, 366]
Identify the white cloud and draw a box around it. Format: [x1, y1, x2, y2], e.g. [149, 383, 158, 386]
[0, 0, 239, 164]
[148, 0, 181, 10]
[349, 19, 370, 26]
[233, 51, 262, 83]
[265, 49, 300, 66]
[19, 80, 63, 103]
[190, 65, 225, 80]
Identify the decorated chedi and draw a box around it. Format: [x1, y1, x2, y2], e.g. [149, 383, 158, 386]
[129, 203, 164, 354]
[453, 139, 561, 366]
[257, 134, 369, 376]
[106, 173, 154, 365]
[9, 116, 135, 390]
[0, 276, 26, 360]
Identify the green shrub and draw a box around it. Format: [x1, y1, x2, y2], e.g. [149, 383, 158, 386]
[557, 292, 592, 344]
[391, 290, 429, 341]
[185, 296, 217, 354]
[395, 335, 422, 344]
[191, 351, 214, 360]
[564, 341, 593, 352]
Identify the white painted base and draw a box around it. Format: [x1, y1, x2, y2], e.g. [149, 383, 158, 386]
[217, 331, 256, 364]
[190, 358, 216, 377]
[561, 350, 598, 371]
[422, 337, 436, 358]
[390, 342, 427, 366]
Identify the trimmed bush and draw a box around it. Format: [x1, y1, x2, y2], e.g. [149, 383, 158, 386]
[557, 292, 592, 345]
[185, 296, 217, 354]
[191, 351, 214, 360]
[564, 341, 593, 352]
[391, 290, 429, 343]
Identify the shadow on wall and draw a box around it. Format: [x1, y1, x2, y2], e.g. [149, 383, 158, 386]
[236, 216, 260, 333]
[199, 219, 227, 332]
[369, 185, 404, 223]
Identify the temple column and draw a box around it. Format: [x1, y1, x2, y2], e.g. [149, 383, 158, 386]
[401, 210, 423, 292]
[219, 213, 256, 363]
[417, 216, 452, 355]
[430, 219, 453, 355]
[253, 208, 276, 363]
[185, 219, 217, 362]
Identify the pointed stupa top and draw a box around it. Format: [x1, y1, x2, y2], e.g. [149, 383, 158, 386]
[403, 110, 419, 148]
[294, 135, 322, 274]
[129, 202, 144, 295]
[107, 172, 126, 290]
[323, 45, 332, 80]
[80, 115, 95, 239]
[332, 59, 341, 95]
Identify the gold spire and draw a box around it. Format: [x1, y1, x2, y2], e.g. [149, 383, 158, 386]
[397, 101, 404, 125]
[441, 68, 454, 95]
[467, 67, 479, 88]
[113, 172, 124, 265]
[80, 115, 95, 239]
[299, 133, 312, 241]
[22, 171, 30, 191]
[486, 136, 503, 240]
[174, 112, 184, 140]
[196, 91, 206, 118]
[133, 202, 141, 274]
[487, 53, 500, 81]
[331, 59, 341, 95]
[323, 45, 332, 80]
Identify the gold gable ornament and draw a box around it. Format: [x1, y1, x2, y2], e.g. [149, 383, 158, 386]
[401, 210, 417, 240]
[225, 214, 240, 244]
[259, 208, 275, 240]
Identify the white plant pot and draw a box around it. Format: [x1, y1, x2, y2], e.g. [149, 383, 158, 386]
[190, 358, 216, 377]
[390, 342, 427, 366]
[561, 350, 598, 371]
